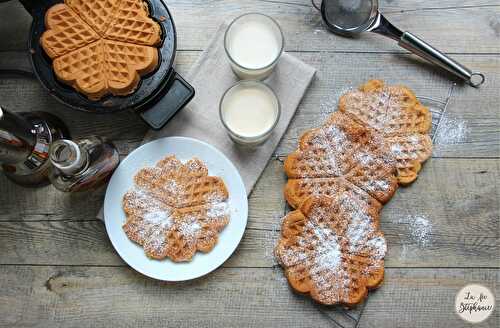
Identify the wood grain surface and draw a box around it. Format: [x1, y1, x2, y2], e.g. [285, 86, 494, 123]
[0, 0, 498, 327]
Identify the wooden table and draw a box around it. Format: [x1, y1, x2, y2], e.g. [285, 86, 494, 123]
[0, 1, 498, 327]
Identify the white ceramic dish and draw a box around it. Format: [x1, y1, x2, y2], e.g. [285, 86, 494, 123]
[104, 137, 248, 281]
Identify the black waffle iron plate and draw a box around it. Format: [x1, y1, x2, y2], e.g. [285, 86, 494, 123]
[17, 0, 195, 130]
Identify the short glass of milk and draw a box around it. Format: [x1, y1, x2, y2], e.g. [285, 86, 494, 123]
[224, 13, 284, 80]
[220, 81, 281, 145]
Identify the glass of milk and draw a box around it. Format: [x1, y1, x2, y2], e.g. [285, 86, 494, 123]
[219, 81, 281, 145]
[224, 13, 284, 80]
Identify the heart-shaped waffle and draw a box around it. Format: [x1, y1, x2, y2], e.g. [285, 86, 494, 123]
[41, 0, 161, 100]
[275, 196, 386, 306]
[65, 0, 122, 35]
[105, 0, 163, 45]
[41, 4, 100, 58]
[122, 156, 230, 262]
[284, 112, 398, 205]
[338, 80, 433, 184]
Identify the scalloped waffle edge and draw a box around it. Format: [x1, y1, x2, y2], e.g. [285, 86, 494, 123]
[122, 155, 230, 262]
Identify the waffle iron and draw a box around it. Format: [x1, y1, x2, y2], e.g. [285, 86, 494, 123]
[16, 0, 195, 130]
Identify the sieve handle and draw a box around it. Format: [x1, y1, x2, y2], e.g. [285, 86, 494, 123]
[399, 31, 484, 87]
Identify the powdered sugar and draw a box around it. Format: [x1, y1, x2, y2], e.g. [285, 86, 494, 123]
[314, 231, 341, 271]
[178, 217, 201, 240]
[305, 222, 344, 291]
[349, 90, 393, 130]
[206, 192, 225, 204]
[143, 210, 173, 228]
[323, 125, 347, 149]
[434, 115, 468, 145]
[365, 179, 391, 192]
[365, 235, 387, 259]
[264, 215, 282, 265]
[390, 143, 404, 156]
[206, 202, 228, 218]
[390, 142, 419, 159]
[356, 152, 374, 166]
[143, 228, 167, 251]
[318, 87, 353, 123]
[128, 187, 165, 210]
[307, 125, 350, 177]
[346, 210, 373, 253]
[399, 215, 433, 247]
[163, 179, 180, 194]
[186, 159, 204, 172]
[314, 124, 348, 160]
[409, 134, 420, 145]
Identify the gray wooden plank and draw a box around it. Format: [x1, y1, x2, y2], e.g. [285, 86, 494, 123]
[1, 51, 498, 159]
[0, 265, 497, 328]
[358, 268, 499, 328]
[0, 0, 499, 54]
[0, 265, 334, 328]
[0, 159, 498, 268]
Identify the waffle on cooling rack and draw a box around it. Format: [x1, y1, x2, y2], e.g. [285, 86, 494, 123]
[284, 111, 399, 206]
[338, 80, 433, 185]
[276, 80, 433, 306]
[275, 196, 386, 306]
[122, 155, 230, 262]
[41, 0, 161, 100]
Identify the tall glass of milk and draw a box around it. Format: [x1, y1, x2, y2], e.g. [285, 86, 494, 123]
[224, 13, 284, 80]
[220, 81, 281, 145]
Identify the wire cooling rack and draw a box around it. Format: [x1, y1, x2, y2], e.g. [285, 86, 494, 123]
[419, 83, 455, 143]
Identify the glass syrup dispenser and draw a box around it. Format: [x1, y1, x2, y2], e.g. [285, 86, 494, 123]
[48, 136, 119, 192]
[0, 106, 69, 186]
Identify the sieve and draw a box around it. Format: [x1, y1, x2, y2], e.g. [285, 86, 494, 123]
[315, 0, 485, 87]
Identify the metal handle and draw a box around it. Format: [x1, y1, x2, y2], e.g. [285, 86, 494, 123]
[399, 31, 485, 87]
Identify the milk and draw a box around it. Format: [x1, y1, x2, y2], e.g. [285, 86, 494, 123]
[225, 14, 284, 80]
[220, 81, 280, 145]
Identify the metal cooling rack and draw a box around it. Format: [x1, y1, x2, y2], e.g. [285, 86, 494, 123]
[418, 83, 456, 143]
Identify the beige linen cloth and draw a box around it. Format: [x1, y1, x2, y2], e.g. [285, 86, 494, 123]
[97, 22, 316, 220]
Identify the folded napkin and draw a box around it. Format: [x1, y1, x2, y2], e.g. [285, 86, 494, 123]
[97, 22, 315, 220]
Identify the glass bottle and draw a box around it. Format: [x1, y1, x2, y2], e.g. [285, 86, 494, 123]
[48, 136, 119, 192]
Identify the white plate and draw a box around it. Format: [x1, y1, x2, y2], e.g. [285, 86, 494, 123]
[104, 137, 248, 281]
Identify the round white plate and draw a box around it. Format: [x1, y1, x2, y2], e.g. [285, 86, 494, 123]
[104, 136, 248, 281]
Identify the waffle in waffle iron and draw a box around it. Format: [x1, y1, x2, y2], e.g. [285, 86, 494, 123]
[41, 0, 161, 100]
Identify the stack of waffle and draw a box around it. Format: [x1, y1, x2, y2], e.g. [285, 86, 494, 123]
[275, 80, 433, 306]
[41, 0, 161, 100]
